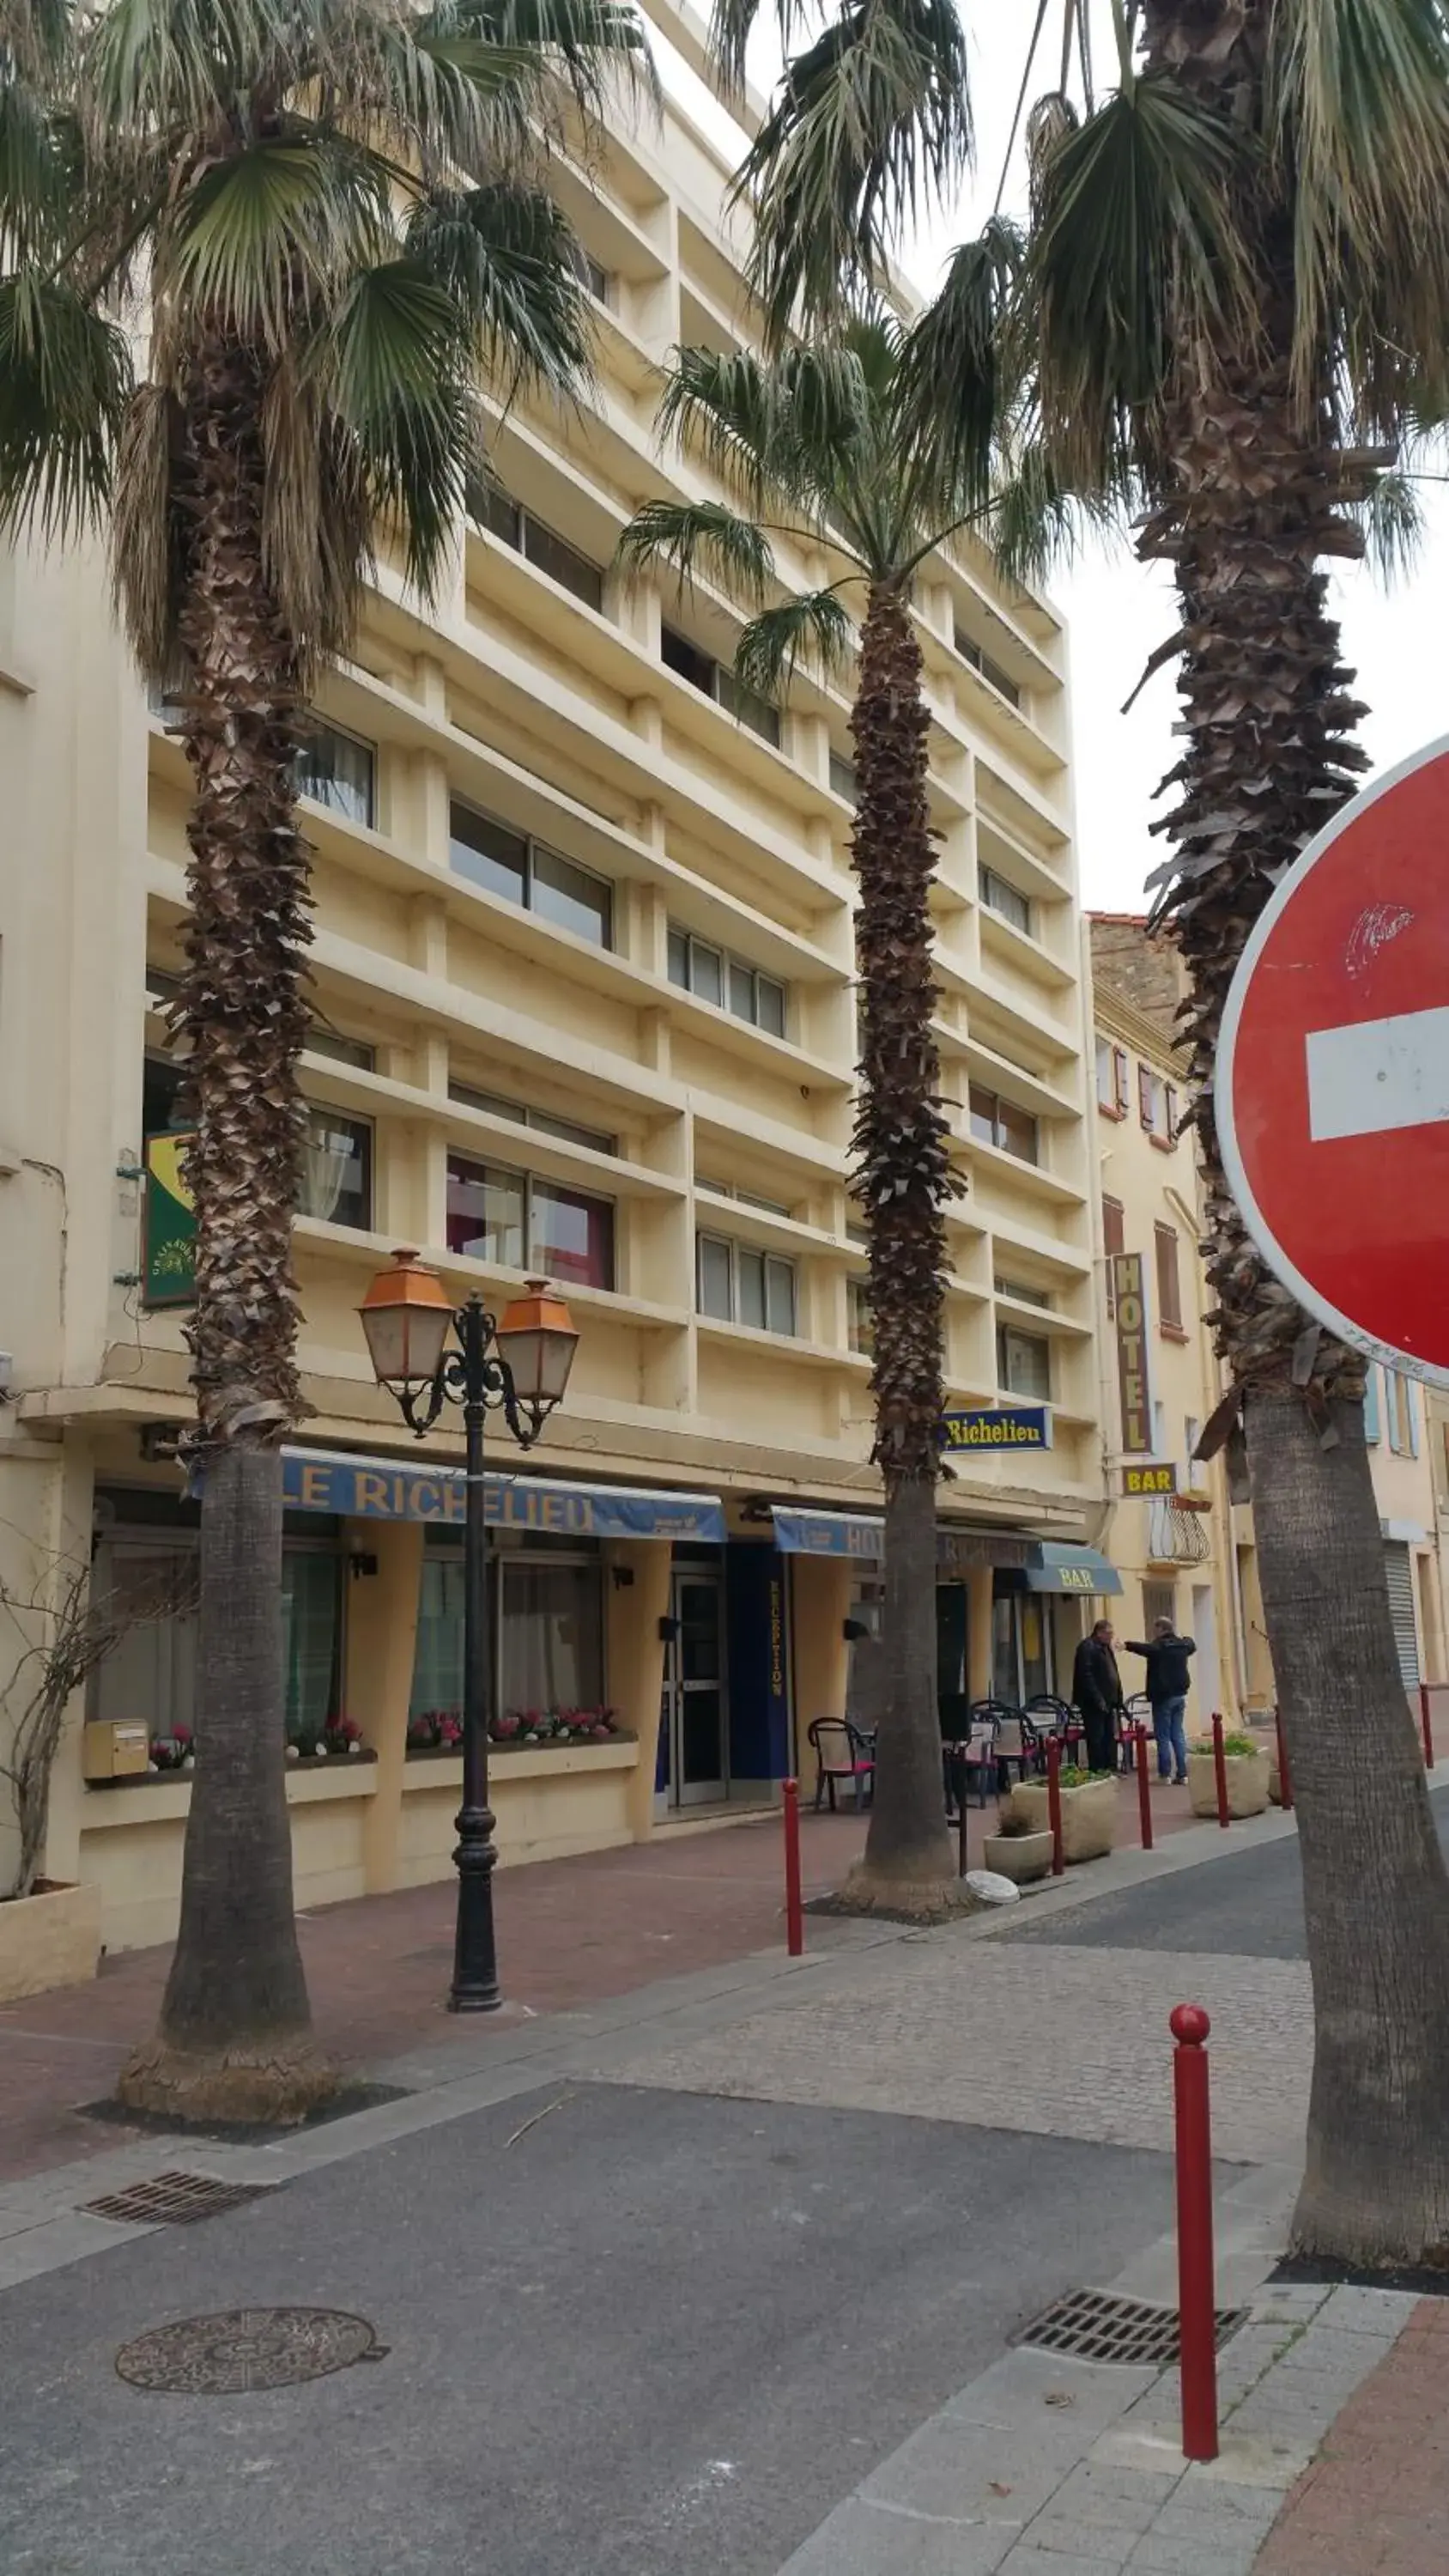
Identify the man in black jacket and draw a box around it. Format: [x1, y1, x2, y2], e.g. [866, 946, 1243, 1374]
[1070, 1619, 1125, 1774]
[1125, 1618, 1197, 1785]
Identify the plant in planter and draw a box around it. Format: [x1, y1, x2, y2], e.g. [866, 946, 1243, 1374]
[149, 1725, 196, 1774]
[1187, 1734, 1270, 1821]
[320, 1716, 364, 1760]
[982, 1811, 1055, 1886]
[1008, 1769, 1118, 1864]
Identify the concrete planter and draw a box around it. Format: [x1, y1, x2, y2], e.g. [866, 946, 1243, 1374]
[1008, 1777, 1117, 1863]
[982, 1827, 1055, 1886]
[0, 1878, 102, 2002]
[1188, 1747, 1270, 1820]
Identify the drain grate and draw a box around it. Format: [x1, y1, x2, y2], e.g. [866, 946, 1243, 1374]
[1016, 2287, 1246, 2367]
[116, 2306, 387, 2394]
[83, 2170, 275, 2227]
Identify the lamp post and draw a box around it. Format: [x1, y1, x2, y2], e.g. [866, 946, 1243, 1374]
[359, 1250, 579, 2011]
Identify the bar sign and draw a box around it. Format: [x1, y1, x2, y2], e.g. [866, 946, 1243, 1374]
[1110, 1251, 1154, 1454]
[1122, 1461, 1176, 1497]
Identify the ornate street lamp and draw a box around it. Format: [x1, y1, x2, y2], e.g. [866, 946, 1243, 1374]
[359, 1252, 579, 2010]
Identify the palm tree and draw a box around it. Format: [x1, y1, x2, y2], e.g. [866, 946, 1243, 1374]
[0, 0, 650, 2123]
[620, 314, 1010, 1912]
[719, 0, 1449, 2263]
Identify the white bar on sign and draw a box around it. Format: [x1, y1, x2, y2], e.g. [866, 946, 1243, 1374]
[1305, 1005, 1449, 1142]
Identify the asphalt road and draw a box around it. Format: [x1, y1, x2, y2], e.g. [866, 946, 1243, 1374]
[1001, 1780, 1449, 1962]
[0, 2083, 1185, 2576]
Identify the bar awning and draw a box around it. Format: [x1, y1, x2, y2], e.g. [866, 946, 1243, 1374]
[278, 1447, 726, 1541]
[771, 1510, 1030, 1571]
[1019, 1542, 1122, 1597]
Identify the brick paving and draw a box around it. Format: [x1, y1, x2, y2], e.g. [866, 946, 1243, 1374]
[0, 1769, 1198, 2186]
[1254, 2297, 1449, 2576]
[584, 1935, 1314, 2163]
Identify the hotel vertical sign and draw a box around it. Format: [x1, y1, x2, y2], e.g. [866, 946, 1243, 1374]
[1110, 1251, 1155, 1454]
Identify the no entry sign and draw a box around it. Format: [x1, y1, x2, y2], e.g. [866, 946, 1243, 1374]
[1217, 736, 1449, 1388]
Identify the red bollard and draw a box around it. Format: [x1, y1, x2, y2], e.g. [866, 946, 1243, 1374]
[1421, 1683, 1435, 1773]
[782, 1777, 803, 1958]
[956, 1748, 970, 1880]
[1046, 1733, 1064, 1878]
[1171, 2002, 1219, 2463]
[1210, 1710, 1230, 1830]
[1274, 1706, 1294, 1812]
[1135, 1722, 1154, 1850]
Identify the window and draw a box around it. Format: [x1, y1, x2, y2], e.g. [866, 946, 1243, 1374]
[1139, 1063, 1168, 1139]
[296, 720, 375, 828]
[1185, 1416, 1200, 1471]
[473, 482, 603, 611]
[142, 1054, 186, 1136]
[695, 1232, 797, 1335]
[306, 1024, 375, 1071]
[1386, 1368, 1419, 1456]
[660, 624, 780, 748]
[847, 1276, 873, 1355]
[997, 1323, 1051, 1400]
[449, 804, 612, 948]
[668, 924, 786, 1036]
[1365, 1367, 1381, 1444]
[953, 624, 1022, 708]
[299, 1109, 373, 1230]
[995, 1275, 1052, 1309]
[1165, 1082, 1181, 1144]
[449, 1084, 616, 1156]
[411, 1542, 604, 1722]
[968, 1083, 1039, 1165]
[1152, 1399, 1167, 1457]
[447, 1152, 614, 1290]
[1143, 1580, 1177, 1632]
[696, 1176, 792, 1217]
[1096, 1037, 1130, 1118]
[979, 866, 1031, 937]
[569, 240, 613, 306]
[828, 751, 858, 805]
[1155, 1222, 1185, 1334]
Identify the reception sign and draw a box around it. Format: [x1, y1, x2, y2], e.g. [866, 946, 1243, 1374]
[276, 1448, 726, 1540]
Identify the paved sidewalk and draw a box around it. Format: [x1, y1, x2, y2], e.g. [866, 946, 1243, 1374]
[0, 1771, 1201, 2184]
[1255, 2296, 1449, 2576]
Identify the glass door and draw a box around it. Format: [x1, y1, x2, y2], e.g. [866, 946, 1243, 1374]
[665, 1571, 727, 1807]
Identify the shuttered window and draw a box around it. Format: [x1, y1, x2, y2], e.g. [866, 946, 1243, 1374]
[1383, 1543, 1421, 1686]
[1103, 1195, 1125, 1316]
[1155, 1222, 1184, 1333]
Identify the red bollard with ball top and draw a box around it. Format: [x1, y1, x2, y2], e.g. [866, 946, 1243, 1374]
[1171, 2003, 1220, 2463]
[1210, 1710, 1230, 1829]
[1274, 1705, 1294, 1812]
[781, 1777, 803, 1958]
[1045, 1733, 1064, 1878]
[1135, 1722, 1154, 1850]
[1421, 1682, 1435, 1773]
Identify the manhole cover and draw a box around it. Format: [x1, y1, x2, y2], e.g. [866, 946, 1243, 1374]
[116, 2307, 387, 2393]
[1016, 2287, 1246, 2366]
[84, 2171, 274, 2227]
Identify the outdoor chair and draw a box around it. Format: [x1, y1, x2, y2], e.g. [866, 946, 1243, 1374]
[808, 1717, 875, 1812]
[946, 1719, 997, 1814]
[1026, 1694, 1079, 1772]
[987, 1709, 1038, 1795]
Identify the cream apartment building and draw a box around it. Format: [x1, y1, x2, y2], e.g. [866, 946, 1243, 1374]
[1089, 915, 1446, 1728]
[0, 34, 1107, 1953]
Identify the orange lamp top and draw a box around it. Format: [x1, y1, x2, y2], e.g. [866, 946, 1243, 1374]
[361, 1248, 453, 1321]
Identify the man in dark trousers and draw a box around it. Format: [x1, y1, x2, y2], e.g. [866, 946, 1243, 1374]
[1071, 1619, 1125, 1774]
[1125, 1615, 1197, 1785]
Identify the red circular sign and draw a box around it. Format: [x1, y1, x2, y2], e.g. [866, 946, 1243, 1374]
[1217, 737, 1449, 1386]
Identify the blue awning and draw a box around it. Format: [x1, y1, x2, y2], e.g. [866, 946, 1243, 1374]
[275, 1447, 725, 1541]
[1019, 1542, 1122, 1597]
[772, 1508, 885, 1561]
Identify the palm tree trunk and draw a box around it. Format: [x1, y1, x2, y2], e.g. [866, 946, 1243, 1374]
[118, 331, 330, 2124]
[1248, 1388, 1449, 2262]
[841, 580, 958, 1909]
[1142, 0, 1449, 2260]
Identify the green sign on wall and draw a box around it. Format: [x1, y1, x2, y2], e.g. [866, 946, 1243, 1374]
[143, 1131, 197, 1308]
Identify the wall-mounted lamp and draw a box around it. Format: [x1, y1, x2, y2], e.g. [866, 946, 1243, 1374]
[610, 1564, 635, 1591]
[658, 1614, 680, 1643]
[843, 1617, 870, 1643]
[349, 1552, 379, 1581]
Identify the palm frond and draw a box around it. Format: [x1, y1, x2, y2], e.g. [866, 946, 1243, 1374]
[735, 587, 853, 697]
[735, 0, 973, 342]
[986, 439, 1118, 588]
[112, 377, 181, 678]
[165, 137, 393, 354]
[316, 258, 476, 606]
[1268, 0, 1449, 420]
[1026, 73, 1253, 492]
[0, 269, 128, 538]
[407, 180, 593, 404]
[615, 497, 776, 605]
[896, 218, 1020, 511]
[1352, 465, 1424, 583]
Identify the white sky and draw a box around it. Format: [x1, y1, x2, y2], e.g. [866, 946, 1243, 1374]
[655, 3, 1449, 910]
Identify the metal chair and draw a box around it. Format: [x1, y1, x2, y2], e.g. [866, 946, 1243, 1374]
[807, 1716, 875, 1812]
[972, 1699, 1036, 1794]
[1026, 1693, 1079, 1772]
[944, 1719, 997, 1816]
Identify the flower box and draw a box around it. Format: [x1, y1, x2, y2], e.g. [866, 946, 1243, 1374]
[0, 1878, 102, 2002]
[1188, 1742, 1270, 1820]
[1007, 1775, 1118, 1862]
[982, 1826, 1055, 1886]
